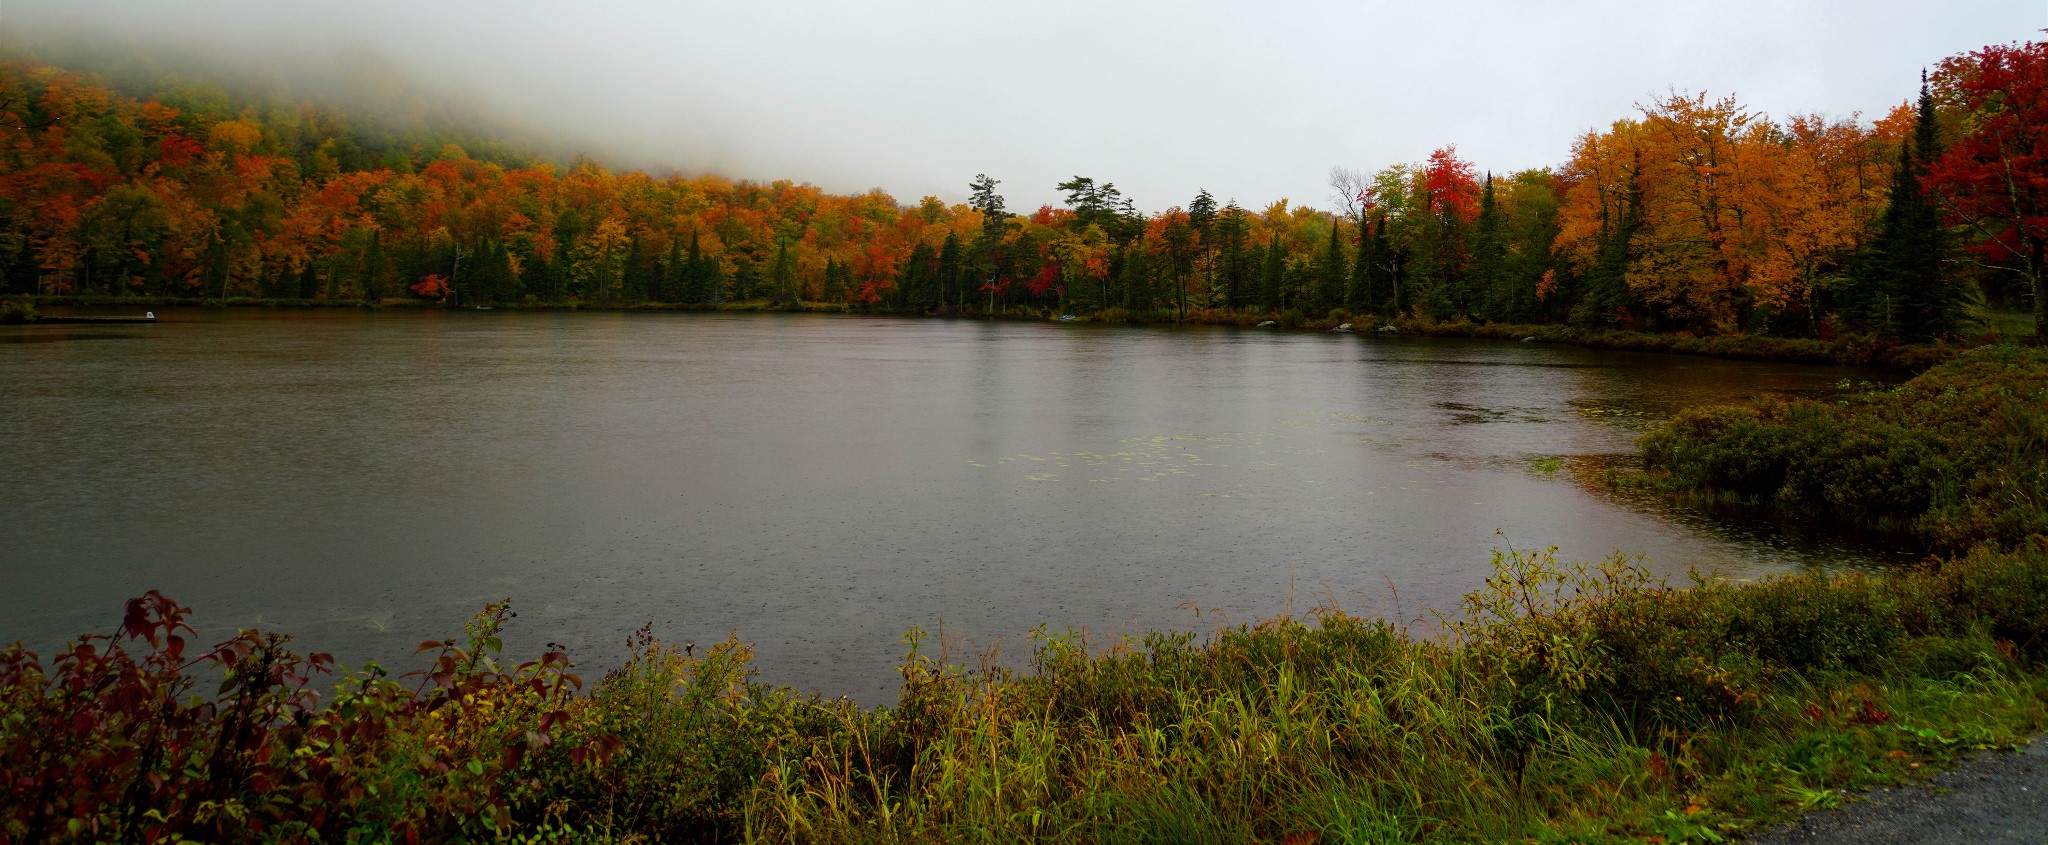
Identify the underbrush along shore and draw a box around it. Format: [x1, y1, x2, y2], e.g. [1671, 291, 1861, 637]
[6, 540, 2048, 843]
[1636, 345, 2048, 552]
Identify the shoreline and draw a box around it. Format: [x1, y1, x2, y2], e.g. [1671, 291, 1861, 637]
[12, 293, 2018, 371]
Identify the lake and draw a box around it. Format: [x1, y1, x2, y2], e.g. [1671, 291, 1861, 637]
[0, 309, 1904, 702]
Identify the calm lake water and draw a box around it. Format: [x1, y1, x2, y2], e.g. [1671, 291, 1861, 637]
[1, 309, 1904, 702]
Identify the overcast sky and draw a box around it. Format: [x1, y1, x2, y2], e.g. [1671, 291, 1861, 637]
[8, 0, 2043, 212]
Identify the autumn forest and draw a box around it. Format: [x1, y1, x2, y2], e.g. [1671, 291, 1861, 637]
[1, 40, 2042, 343]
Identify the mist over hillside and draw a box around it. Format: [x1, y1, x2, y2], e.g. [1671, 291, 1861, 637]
[11, 0, 2030, 214]
[0, 13, 585, 174]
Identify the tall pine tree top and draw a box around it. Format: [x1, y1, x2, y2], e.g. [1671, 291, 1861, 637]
[1854, 72, 1957, 342]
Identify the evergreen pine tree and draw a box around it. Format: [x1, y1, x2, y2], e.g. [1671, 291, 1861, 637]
[621, 237, 647, 303]
[1416, 210, 1468, 319]
[1571, 159, 1643, 328]
[532, 243, 565, 302]
[901, 242, 937, 312]
[1189, 190, 1218, 234]
[1471, 175, 1512, 321]
[704, 251, 725, 307]
[1317, 220, 1347, 316]
[661, 241, 684, 304]
[822, 257, 847, 303]
[495, 242, 521, 305]
[771, 237, 798, 308]
[1351, 210, 1384, 315]
[968, 174, 1010, 315]
[359, 230, 385, 302]
[730, 258, 752, 302]
[1259, 233, 1284, 312]
[468, 243, 495, 306]
[1214, 202, 1250, 309]
[1866, 75, 1959, 342]
[683, 231, 708, 305]
[937, 233, 962, 312]
[1119, 242, 1153, 313]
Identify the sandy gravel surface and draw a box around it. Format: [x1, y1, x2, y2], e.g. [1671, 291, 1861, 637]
[1747, 740, 2048, 843]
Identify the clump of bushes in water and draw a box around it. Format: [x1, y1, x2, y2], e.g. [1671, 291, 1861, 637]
[7, 537, 2048, 843]
[1641, 345, 2048, 550]
[0, 299, 32, 324]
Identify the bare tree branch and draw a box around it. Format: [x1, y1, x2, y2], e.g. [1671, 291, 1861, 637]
[1328, 166, 1370, 223]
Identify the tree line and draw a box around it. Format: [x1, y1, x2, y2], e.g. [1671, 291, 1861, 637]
[0, 40, 2040, 342]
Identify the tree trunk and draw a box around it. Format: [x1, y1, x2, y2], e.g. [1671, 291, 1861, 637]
[2034, 242, 2045, 345]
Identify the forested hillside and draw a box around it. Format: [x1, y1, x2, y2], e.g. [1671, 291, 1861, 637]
[1, 40, 2040, 341]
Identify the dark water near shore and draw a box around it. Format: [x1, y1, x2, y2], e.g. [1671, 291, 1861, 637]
[1, 309, 1907, 702]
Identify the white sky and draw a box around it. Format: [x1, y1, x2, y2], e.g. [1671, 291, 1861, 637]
[8, 0, 2044, 212]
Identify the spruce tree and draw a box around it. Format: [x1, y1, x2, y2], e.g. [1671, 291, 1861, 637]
[1259, 233, 1284, 312]
[485, 242, 510, 305]
[1471, 175, 1511, 322]
[729, 259, 752, 303]
[1120, 242, 1153, 313]
[661, 241, 684, 304]
[496, 242, 522, 305]
[359, 229, 385, 302]
[1866, 76, 1958, 342]
[822, 257, 847, 304]
[621, 236, 647, 303]
[683, 231, 708, 305]
[937, 233, 962, 312]
[704, 251, 725, 307]
[770, 238, 798, 308]
[1572, 158, 1642, 328]
[1347, 214, 1376, 315]
[901, 242, 937, 312]
[1419, 207, 1469, 319]
[1317, 220, 1347, 316]
[1214, 202, 1250, 309]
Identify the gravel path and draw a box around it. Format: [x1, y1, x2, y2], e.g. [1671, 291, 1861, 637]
[1747, 740, 2048, 843]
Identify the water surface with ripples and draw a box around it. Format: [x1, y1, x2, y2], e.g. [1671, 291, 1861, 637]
[1, 309, 1908, 702]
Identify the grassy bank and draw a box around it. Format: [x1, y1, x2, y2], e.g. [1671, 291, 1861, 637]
[7, 539, 2048, 842]
[1640, 345, 2048, 551]
[15, 293, 2022, 370]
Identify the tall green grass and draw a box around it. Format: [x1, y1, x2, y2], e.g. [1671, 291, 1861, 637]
[9, 544, 2048, 842]
[642, 544, 2048, 843]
